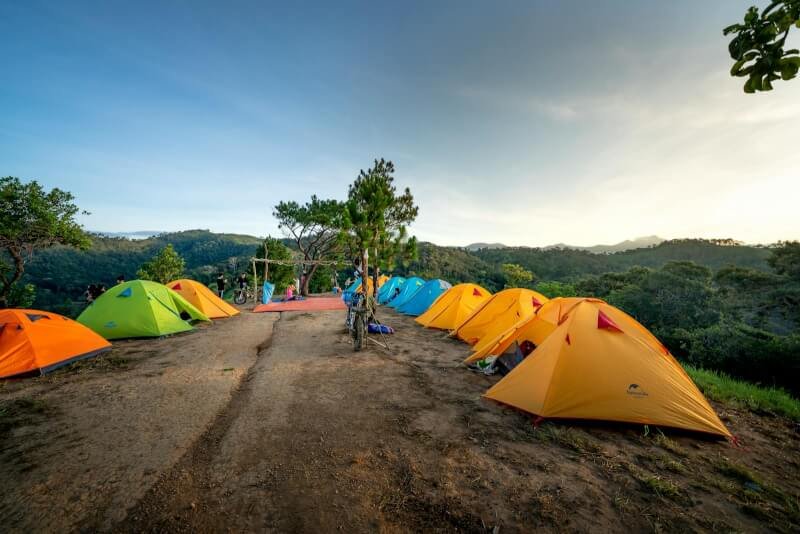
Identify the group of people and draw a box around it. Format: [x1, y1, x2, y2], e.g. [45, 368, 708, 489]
[84, 275, 126, 304]
[216, 272, 248, 298]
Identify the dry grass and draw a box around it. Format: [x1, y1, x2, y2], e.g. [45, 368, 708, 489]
[533, 423, 602, 454]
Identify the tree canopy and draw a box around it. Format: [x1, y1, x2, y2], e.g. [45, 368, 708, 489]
[136, 244, 186, 284]
[345, 159, 418, 296]
[725, 1, 800, 92]
[273, 196, 346, 295]
[767, 240, 800, 280]
[0, 177, 89, 307]
[501, 263, 534, 288]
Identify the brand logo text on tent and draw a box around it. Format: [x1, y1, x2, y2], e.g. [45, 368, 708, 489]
[626, 383, 649, 398]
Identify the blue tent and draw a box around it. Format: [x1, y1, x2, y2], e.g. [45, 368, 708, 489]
[261, 281, 275, 304]
[388, 277, 425, 308]
[378, 277, 405, 304]
[343, 279, 361, 295]
[397, 279, 452, 316]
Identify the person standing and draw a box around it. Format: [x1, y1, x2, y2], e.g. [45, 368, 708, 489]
[216, 273, 226, 298]
[116, 275, 125, 285]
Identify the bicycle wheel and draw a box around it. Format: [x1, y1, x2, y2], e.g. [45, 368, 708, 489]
[354, 316, 365, 352]
[234, 290, 246, 305]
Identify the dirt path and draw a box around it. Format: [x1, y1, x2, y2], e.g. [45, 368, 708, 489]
[123, 310, 800, 532]
[3, 307, 799, 532]
[0, 310, 277, 532]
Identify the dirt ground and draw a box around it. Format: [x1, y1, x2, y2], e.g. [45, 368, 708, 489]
[2, 304, 799, 532]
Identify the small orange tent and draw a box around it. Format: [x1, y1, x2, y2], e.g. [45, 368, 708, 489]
[168, 279, 240, 319]
[0, 309, 111, 378]
[484, 299, 731, 437]
[415, 283, 491, 330]
[452, 288, 549, 345]
[465, 297, 586, 363]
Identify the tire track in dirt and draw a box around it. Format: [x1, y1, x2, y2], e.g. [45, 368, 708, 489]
[115, 316, 281, 533]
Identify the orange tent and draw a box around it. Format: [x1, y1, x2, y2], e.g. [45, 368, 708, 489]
[415, 283, 491, 330]
[168, 279, 240, 319]
[484, 299, 731, 437]
[0, 309, 111, 379]
[452, 288, 549, 345]
[465, 297, 585, 363]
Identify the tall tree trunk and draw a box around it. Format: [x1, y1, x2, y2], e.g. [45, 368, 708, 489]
[372, 247, 379, 299]
[302, 263, 319, 296]
[360, 249, 368, 296]
[0, 247, 25, 308]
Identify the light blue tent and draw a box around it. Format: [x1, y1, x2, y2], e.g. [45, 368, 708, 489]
[388, 277, 425, 308]
[378, 277, 405, 304]
[397, 279, 452, 316]
[261, 281, 275, 304]
[343, 279, 361, 295]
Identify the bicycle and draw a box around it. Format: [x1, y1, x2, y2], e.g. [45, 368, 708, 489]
[233, 284, 254, 305]
[345, 290, 370, 351]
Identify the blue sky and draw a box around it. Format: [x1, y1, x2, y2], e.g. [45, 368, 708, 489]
[2, 1, 798, 246]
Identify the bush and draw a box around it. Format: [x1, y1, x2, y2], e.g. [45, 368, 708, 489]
[685, 365, 800, 420]
[534, 281, 577, 298]
[681, 321, 800, 392]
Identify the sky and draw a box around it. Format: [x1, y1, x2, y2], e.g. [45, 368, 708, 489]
[1, 1, 798, 247]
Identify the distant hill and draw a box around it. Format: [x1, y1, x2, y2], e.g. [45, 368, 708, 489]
[464, 242, 507, 251]
[544, 235, 665, 254]
[94, 230, 162, 240]
[23, 229, 775, 316]
[467, 236, 665, 254]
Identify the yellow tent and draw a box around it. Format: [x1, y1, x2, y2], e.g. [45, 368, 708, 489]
[484, 298, 731, 437]
[415, 283, 491, 330]
[466, 297, 586, 363]
[452, 288, 549, 345]
[167, 279, 240, 319]
[348, 275, 389, 295]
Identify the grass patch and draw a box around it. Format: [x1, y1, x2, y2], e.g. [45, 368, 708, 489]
[0, 397, 52, 438]
[630, 465, 681, 498]
[714, 457, 763, 486]
[626, 463, 683, 499]
[652, 430, 687, 457]
[644, 475, 681, 498]
[684, 365, 800, 420]
[66, 353, 129, 374]
[533, 424, 602, 454]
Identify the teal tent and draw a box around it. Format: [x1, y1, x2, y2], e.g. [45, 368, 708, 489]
[388, 277, 425, 308]
[378, 277, 406, 304]
[397, 279, 452, 316]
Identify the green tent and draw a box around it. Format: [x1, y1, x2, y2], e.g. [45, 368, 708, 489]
[77, 280, 210, 339]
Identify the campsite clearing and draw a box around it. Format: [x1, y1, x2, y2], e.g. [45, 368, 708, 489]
[1, 306, 799, 532]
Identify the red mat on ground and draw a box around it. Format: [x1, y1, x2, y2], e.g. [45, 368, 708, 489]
[253, 297, 346, 313]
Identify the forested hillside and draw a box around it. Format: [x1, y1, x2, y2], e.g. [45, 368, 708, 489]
[470, 239, 771, 283]
[25, 230, 264, 316]
[403, 239, 771, 290]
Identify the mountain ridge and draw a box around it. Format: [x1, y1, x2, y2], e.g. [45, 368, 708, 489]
[465, 235, 665, 254]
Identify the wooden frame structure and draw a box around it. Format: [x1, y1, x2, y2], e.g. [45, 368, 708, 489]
[249, 250, 347, 300]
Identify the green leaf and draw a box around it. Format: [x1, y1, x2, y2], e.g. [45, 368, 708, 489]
[730, 58, 747, 75]
[780, 60, 799, 79]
